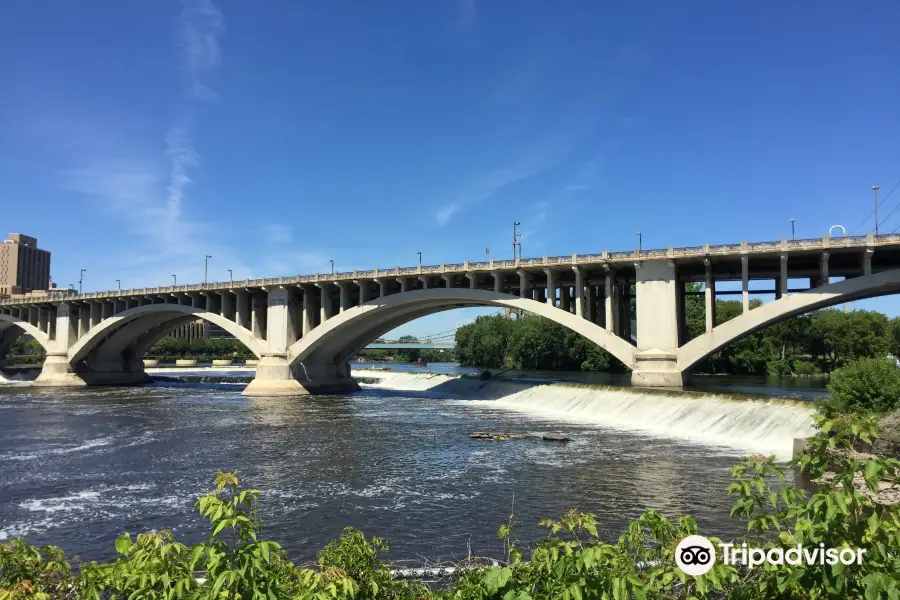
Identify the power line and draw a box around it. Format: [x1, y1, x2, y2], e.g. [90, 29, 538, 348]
[852, 176, 900, 233]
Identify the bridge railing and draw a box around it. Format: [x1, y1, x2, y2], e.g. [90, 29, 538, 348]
[2, 233, 895, 305]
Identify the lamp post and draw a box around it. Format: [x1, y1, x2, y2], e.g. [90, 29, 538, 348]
[637, 232, 642, 254]
[228, 269, 233, 284]
[513, 221, 522, 260]
[417, 252, 422, 269]
[789, 218, 796, 241]
[79, 269, 86, 294]
[116, 279, 121, 291]
[205, 255, 212, 284]
[516, 242, 522, 261]
[329, 260, 334, 276]
[172, 274, 177, 286]
[874, 185, 880, 235]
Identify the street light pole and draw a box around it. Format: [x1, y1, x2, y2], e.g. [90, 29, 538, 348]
[205, 255, 212, 284]
[79, 269, 86, 294]
[172, 274, 177, 286]
[329, 259, 334, 276]
[516, 242, 522, 261]
[417, 252, 422, 269]
[874, 185, 880, 235]
[789, 218, 796, 241]
[637, 232, 642, 254]
[116, 279, 121, 291]
[513, 221, 522, 260]
[228, 269, 233, 284]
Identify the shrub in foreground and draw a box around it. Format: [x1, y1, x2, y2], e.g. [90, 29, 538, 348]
[820, 357, 900, 417]
[2, 415, 899, 599]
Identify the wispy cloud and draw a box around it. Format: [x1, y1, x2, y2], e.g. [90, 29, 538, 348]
[434, 140, 572, 226]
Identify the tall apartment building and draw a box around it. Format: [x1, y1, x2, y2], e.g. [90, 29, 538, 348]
[0, 234, 51, 296]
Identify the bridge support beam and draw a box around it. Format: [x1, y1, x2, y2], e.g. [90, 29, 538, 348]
[631, 259, 683, 388]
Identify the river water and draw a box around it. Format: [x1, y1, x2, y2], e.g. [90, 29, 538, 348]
[0, 365, 823, 565]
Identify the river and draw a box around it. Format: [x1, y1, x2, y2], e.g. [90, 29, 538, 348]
[0, 365, 823, 564]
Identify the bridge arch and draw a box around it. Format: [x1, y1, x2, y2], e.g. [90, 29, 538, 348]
[69, 304, 266, 365]
[0, 314, 51, 356]
[677, 269, 900, 372]
[287, 288, 637, 371]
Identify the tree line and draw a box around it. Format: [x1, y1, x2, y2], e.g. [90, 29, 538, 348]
[455, 294, 900, 375]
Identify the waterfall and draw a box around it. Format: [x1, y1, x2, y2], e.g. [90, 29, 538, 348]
[356, 370, 817, 459]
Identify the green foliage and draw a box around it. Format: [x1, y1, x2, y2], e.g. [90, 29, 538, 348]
[3, 422, 899, 598]
[820, 358, 900, 417]
[146, 337, 254, 360]
[455, 314, 623, 372]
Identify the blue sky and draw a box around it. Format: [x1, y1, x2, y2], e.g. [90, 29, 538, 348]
[1, 0, 899, 337]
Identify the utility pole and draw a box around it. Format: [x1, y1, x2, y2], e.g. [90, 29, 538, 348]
[874, 185, 880, 235]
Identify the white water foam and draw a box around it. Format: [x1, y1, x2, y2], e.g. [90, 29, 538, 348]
[2, 437, 114, 461]
[356, 371, 816, 460]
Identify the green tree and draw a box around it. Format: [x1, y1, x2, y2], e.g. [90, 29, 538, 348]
[820, 357, 900, 417]
[454, 315, 513, 368]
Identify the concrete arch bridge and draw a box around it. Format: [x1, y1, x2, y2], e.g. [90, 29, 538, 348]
[1, 233, 899, 395]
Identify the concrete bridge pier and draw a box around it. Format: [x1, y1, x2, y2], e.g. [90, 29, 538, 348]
[631, 259, 684, 388]
[241, 287, 360, 397]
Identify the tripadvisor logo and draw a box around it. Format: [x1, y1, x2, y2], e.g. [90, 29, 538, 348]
[675, 535, 867, 576]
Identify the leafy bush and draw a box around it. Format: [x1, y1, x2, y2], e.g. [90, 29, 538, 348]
[821, 357, 900, 417]
[2, 419, 899, 599]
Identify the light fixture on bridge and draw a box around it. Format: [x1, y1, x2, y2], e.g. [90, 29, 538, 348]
[205, 255, 213, 284]
[789, 218, 796, 241]
[228, 269, 233, 284]
[116, 279, 121, 291]
[637, 232, 642, 254]
[329, 259, 334, 276]
[417, 251, 422, 269]
[79, 269, 86, 294]
[172, 274, 177, 286]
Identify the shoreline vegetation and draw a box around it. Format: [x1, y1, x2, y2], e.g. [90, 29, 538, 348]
[2, 410, 899, 599]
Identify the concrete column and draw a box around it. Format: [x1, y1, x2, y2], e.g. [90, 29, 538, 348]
[704, 259, 715, 333]
[220, 291, 235, 320]
[492, 272, 502, 293]
[779, 252, 789, 298]
[39, 306, 49, 334]
[573, 267, 584, 318]
[265, 287, 296, 353]
[356, 280, 369, 305]
[675, 279, 687, 346]
[28, 306, 38, 327]
[90, 301, 102, 328]
[441, 274, 454, 288]
[632, 259, 681, 387]
[191, 293, 203, 308]
[418, 276, 430, 289]
[101, 301, 113, 320]
[54, 303, 78, 350]
[337, 282, 351, 312]
[301, 287, 315, 335]
[863, 248, 873, 276]
[78, 303, 91, 337]
[517, 270, 530, 299]
[465, 273, 477, 289]
[741, 255, 749, 314]
[585, 284, 596, 322]
[179, 293, 192, 306]
[399, 277, 409, 293]
[604, 273, 616, 333]
[236, 291, 251, 330]
[375, 278, 389, 297]
[819, 251, 830, 288]
[317, 283, 333, 323]
[251, 292, 267, 340]
[561, 285, 571, 312]
[543, 269, 556, 307]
